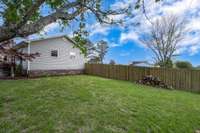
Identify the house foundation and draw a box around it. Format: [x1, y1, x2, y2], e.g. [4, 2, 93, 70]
[28, 69, 84, 77]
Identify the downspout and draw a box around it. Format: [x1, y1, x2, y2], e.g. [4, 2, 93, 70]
[27, 40, 30, 76]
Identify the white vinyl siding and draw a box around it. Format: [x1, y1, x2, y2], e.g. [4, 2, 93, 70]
[21, 48, 28, 70]
[22, 37, 85, 70]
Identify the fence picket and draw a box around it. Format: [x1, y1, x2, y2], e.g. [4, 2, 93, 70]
[85, 64, 200, 93]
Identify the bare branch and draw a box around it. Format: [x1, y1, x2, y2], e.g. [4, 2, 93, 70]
[141, 15, 186, 67]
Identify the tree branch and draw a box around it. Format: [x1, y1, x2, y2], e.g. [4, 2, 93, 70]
[16, 0, 46, 29]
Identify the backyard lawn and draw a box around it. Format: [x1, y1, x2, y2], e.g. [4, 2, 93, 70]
[0, 75, 200, 133]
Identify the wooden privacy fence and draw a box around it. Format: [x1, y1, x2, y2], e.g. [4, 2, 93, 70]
[85, 64, 200, 93]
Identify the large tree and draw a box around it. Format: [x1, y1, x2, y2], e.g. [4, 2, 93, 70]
[141, 15, 186, 68]
[0, 0, 161, 61]
[0, 0, 122, 42]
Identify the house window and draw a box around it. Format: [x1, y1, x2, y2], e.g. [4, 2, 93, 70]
[51, 50, 58, 57]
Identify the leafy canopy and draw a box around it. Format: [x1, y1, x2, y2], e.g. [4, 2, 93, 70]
[1, 0, 161, 28]
[0, 0, 161, 61]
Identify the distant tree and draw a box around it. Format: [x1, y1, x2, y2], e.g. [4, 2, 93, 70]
[109, 60, 116, 65]
[141, 15, 186, 68]
[196, 65, 200, 70]
[155, 59, 173, 68]
[175, 61, 193, 69]
[96, 40, 109, 63]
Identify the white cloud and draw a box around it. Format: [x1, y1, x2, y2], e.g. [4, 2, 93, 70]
[111, 0, 136, 10]
[40, 22, 60, 35]
[120, 31, 138, 42]
[187, 18, 200, 31]
[88, 0, 136, 36]
[162, 0, 200, 15]
[89, 23, 110, 36]
[108, 14, 126, 21]
[190, 45, 200, 55]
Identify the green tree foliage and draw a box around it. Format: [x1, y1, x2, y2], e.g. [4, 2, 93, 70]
[175, 61, 193, 69]
[156, 59, 173, 68]
[73, 34, 98, 60]
[73, 34, 87, 56]
[0, 0, 161, 42]
[0, 0, 161, 61]
[0, 0, 126, 42]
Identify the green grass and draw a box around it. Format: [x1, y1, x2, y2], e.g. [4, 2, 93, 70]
[0, 75, 200, 133]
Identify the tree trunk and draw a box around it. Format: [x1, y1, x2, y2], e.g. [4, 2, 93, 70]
[10, 56, 15, 78]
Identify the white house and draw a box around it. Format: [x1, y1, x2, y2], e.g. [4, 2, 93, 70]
[16, 35, 86, 77]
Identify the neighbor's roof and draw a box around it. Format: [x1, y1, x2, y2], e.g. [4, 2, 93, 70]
[15, 35, 76, 49]
[129, 61, 154, 66]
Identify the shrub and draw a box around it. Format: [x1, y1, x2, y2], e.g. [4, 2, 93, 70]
[175, 61, 193, 69]
[156, 59, 173, 68]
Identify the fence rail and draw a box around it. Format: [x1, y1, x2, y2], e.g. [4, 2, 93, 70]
[85, 64, 200, 93]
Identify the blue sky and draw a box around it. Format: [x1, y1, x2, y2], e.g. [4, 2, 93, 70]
[29, 0, 200, 66]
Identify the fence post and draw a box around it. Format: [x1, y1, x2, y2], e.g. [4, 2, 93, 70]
[127, 66, 129, 81]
